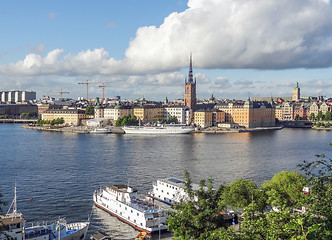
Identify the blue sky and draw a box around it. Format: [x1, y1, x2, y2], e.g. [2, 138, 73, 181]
[1, 0, 332, 101]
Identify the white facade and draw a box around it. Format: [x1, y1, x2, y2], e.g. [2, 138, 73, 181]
[164, 107, 186, 124]
[0, 90, 36, 103]
[104, 107, 132, 120]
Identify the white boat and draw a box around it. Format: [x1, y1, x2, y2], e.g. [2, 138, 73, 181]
[90, 128, 112, 134]
[123, 124, 194, 134]
[0, 187, 89, 240]
[93, 184, 167, 234]
[149, 178, 203, 205]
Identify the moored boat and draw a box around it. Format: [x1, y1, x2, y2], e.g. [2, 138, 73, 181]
[123, 124, 194, 134]
[90, 128, 112, 134]
[0, 186, 89, 240]
[149, 178, 203, 205]
[93, 184, 167, 234]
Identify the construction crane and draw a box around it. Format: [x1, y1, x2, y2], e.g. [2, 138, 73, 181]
[78, 80, 91, 100]
[98, 83, 112, 103]
[59, 89, 70, 102]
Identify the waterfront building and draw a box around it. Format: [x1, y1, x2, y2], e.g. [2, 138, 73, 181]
[164, 106, 186, 124]
[293, 103, 310, 120]
[281, 102, 294, 120]
[292, 82, 301, 102]
[103, 104, 133, 121]
[194, 110, 213, 128]
[0, 104, 38, 117]
[133, 106, 164, 123]
[37, 104, 62, 117]
[309, 102, 319, 117]
[320, 102, 330, 115]
[184, 55, 197, 111]
[275, 106, 282, 121]
[216, 99, 275, 128]
[42, 109, 87, 126]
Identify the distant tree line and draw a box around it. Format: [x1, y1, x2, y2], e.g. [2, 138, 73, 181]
[37, 117, 64, 126]
[309, 111, 332, 121]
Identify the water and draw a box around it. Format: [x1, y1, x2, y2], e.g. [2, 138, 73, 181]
[0, 124, 331, 239]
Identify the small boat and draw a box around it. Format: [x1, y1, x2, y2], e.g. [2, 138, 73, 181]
[0, 186, 89, 240]
[90, 128, 112, 134]
[135, 232, 147, 240]
[93, 184, 168, 233]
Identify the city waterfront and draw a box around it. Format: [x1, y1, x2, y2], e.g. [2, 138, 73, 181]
[1, 124, 332, 239]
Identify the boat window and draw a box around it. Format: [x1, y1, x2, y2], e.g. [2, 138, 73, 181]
[137, 213, 139, 216]
[167, 192, 169, 195]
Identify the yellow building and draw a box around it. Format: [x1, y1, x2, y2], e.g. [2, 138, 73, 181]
[133, 107, 164, 123]
[194, 110, 213, 128]
[216, 100, 275, 128]
[42, 109, 87, 126]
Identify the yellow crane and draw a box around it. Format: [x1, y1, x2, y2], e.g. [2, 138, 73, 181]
[98, 83, 112, 103]
[78, 80, 91, 100]
[59, 89, 70, 101]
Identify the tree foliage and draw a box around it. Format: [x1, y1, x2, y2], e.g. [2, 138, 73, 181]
[37, 118, 64, 126]
[115, 114, 139, 127]
[167, 172, 227, 240]
[324, 111, 332, 121]
[309, 113, 315, 121]
[85, 106, 94, 115]
[168, 147, 332, 240]
[156, 116, 179, 124]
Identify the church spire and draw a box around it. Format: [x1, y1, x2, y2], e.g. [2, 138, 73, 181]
[187, 53, 195, 84]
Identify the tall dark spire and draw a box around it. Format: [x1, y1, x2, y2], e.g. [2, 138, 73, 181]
[188, 53, 193, 83]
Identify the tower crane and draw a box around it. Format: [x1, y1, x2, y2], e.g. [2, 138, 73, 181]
[98, 83, 112, 103]
[59, 90, 70, 102]
[78, 80, 91, 100]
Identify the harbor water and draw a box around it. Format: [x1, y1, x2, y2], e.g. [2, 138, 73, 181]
[0, 124, 331, 239]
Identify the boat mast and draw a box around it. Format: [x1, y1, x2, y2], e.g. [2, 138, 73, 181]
[6, 184, 17, 215]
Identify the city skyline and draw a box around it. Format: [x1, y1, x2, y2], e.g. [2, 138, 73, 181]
[1, 0, 332, 101]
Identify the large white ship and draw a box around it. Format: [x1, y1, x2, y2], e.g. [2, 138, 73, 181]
[123, 124, 194, 134]
[0, 187, 89, 240]
[93, 184, 167, 233]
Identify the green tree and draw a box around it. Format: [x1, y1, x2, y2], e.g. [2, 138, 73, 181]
[309, 113, 315, 121]
[85, 106, 94, 115]
[324, 111, 332, 121]
[167, 172, 227, 240]
[317, 111, 324, 121]
[166, 116, 178, 124]
[116, 115, 139, 126]
[20, 112, 31, 119]
[295, 114, 300, 121]
[325, 122, 331, 128]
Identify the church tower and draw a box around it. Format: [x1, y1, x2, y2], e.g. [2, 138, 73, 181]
[292, 82, 300, 102]
[184, 55, 197, 111]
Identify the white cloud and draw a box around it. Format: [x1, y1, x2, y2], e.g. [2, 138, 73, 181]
[1, 0, 332, 79]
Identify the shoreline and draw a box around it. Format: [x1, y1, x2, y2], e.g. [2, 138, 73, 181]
[22, 124, 284, 134]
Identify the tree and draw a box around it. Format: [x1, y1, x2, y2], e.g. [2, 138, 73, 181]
[317, 111, 324, 121]
[20, 112, 31, 119]
[169, 152, 332, 240]
[324, 111, 332, 121]
[85, 106, 94, 115]
[309, 113, 315, 121]
[116, 115, 139, 126]
[295, 114, 300, 121]
[167, 172, 227, 239]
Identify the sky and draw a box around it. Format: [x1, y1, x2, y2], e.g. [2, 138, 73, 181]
[1, 0, 332, 101]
